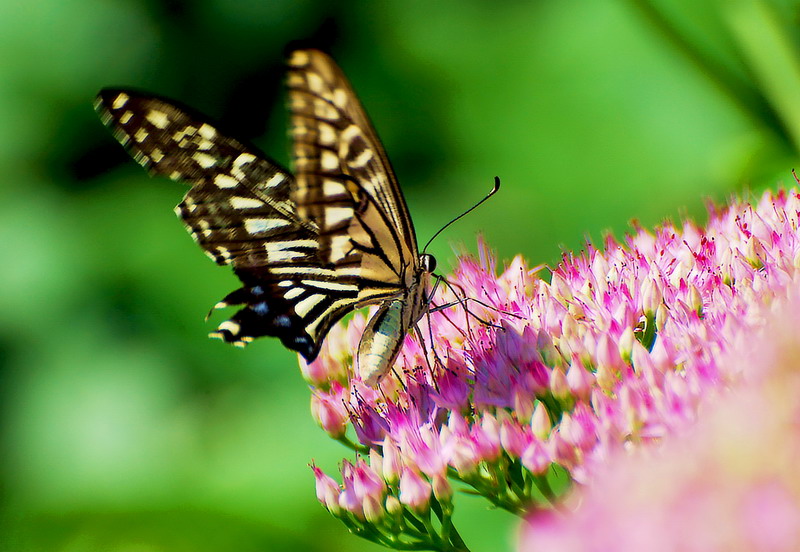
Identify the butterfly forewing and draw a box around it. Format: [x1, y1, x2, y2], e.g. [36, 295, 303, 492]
[286, 50, 418, 269]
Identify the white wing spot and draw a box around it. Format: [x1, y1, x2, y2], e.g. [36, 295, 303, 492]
[232, 153, 257, 179]
[289, 50, 310, 67]
[145, 110, 170, 129]
[313, 99, 338, 120]
[318, 123, 336, 146]
[301, 280, 358, 292]
[321, 150, 339, 171]
[291, 124, 309, 139]
[294, 294, 325, 318]
[198, 219, 212, 238]
[306, 72, 325, 94]
[214, 174, 238, 189]
[244, 218, 290, 234]
[150, 148, 165, 163]
[322, 179, 346, 196]
[218, 320, 241, 335]
[234, 153, 256, 167]
[111, 93, 129, 110]
[328, 234, 354, 260]
[134, 128, 148, 143]
[198, 123, 217, 139]
[264, 240, 317, 262]
[332, 88, 348, 109]
[192, 152, 217, 168]
[264, 173, 286, 188]
[285, 288, 304, 300]
[286, 73, 304, 88]
[215, 247, 232, 262]
[272, 266, 336, 277]
[340, 125, 360, 142]
[230, 196, 264, 209]
[325, 206, 354, 228]
[120, 111, 133, 125]
[349, 148, 373, 168]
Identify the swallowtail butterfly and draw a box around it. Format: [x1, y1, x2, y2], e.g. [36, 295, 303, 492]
[95, 49, 435, 385]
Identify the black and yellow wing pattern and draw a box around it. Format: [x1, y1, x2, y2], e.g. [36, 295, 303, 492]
[95, 49, 433, 384]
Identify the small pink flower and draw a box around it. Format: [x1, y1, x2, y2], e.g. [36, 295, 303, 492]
[530, 403, 551, 439]
[351, 458, 386, 503]
[471, 413, 502, 463]
[399, 467, 432, 513]
[310, 383, 349, 438]
[500, 412, 528, 457]
[381, 438, 403, 485]
[521, 438, 550, 475]
[311, 464, 341, 514]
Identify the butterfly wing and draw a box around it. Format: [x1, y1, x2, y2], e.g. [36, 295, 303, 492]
[286, 50, 420, 282]
[285, 50, 429, 381]
[95, 89, 368, 360]
[95, 50, 428, 379]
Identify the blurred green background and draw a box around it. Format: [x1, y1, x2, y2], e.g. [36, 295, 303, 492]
[3, 0, 800, 550]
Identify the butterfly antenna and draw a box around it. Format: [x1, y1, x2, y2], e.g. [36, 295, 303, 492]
[422, 176, 501, 255]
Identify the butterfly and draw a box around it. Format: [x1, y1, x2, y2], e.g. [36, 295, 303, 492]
[95, 49, 436, 385]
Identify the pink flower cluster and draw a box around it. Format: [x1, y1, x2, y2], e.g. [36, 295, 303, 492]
[521, 289, 800, 551]
[304, 188, 800, 549]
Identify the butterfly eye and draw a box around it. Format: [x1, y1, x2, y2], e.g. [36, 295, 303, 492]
[420, 254, 436, 273]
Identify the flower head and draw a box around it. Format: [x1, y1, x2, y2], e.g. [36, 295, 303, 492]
[521, 292, 800, 551]
[305, 189, 800, 549]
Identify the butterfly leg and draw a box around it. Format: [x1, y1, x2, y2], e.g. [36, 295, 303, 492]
[430, 277, 505, 331]
[412, 320, 443, 391]
[435, 276, 525, 323]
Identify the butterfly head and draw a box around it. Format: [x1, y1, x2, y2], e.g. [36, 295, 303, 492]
[420, 253, 437, 274]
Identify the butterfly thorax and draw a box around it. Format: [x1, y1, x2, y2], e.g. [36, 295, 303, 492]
[356, 253, 435, 385]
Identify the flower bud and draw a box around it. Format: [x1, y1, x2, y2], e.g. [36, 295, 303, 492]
[521, 438, 550, 474]
[688, 284, 703, 317]
[656, 303, 669, 332]
[399, 468, 431, 513]
[385, 495, 403, 517]
[618, 326, 635, 364]
[745, 236, 765, 269]
[432, 473, 453, 503]
[339, 489, 363, 518]
[499, 411, 527, 457]
[549, 366, 570, 400]
[472, 414, 501, 462]
[381, 438, 403, 485]
[641, 276, 662, 315]
[310, 387, 348, 439]
[550, 271, 573, 303]
[566, 357, 594, 401]
[537, 328, 559, 366]
[312, 464, 341, 514]
[363, 495, 385, 524]
[531, 402, 552, 439]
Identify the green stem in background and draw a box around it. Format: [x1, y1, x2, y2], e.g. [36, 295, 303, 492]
[725, 0, 800, 154]
[335, 434, 370, 454]
[625, 0, 793, 151]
